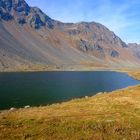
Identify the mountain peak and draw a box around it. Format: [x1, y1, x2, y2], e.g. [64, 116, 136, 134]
[1, 0, 140, 71]
[0, 0, 56, 29]
[0, 0, 30, 20]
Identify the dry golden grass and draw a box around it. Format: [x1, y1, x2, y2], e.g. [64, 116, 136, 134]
[0, 85, 140, 139]
[115, 68, 140, 81]
[0, 70, 140, 140]
[128, 71, 140, 81]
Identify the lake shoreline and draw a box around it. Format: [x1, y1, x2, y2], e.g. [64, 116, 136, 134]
[1, 70, 140, 140]
[1, 81, 140, 139]
[0, 69, 140, 112]
[0, 66, 140, 80]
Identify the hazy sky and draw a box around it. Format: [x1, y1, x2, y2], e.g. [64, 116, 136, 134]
[26, 0, 140, 43]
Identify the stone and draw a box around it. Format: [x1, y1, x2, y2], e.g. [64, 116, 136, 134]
[10, 107, 16, 111]
[24, 105, 30, 109]
[85, 96, 89, 99]
[97, 92, 103, 95]
[111, 50, 119, 58]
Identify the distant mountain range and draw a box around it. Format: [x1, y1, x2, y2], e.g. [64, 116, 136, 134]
[0, 0, 140, 71]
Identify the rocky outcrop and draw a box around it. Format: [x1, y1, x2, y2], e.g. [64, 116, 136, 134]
[128, 43, 140, 48]
[128, 43, 140, 60]
[111, 50, 119, 58]
[78, 39, 103, 53]
[0, 0, 56, 29]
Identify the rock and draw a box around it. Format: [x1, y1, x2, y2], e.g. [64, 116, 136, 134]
[31, 7, 54, 29]
[111, 50, 119, 58]
[17, 17, 26, 24]
[0, 0, 53, 29]
[13, 0, 30, 15]
[93, 44, 103, 52]
[85, 96, 89, 99]
[105, 120, 114, 123]
[128, 43, 140, 48]
[29, 14, 45, 29]
[97, 92, 103, 95]
[10, 107, 16, 111]
[78, 39, 104, 53]
[24, 105, 30, 109]
[68, 29, 81, 35]
[136, 52, 140, 59]
[78, 39, 93, 52]
[0, 0, 12, 12]
[0, 8, 13, 21]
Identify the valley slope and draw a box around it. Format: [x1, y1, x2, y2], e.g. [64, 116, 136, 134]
[0, 0, 140, 71]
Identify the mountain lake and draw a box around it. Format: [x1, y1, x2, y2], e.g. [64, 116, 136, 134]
[0, 71, 140, 110]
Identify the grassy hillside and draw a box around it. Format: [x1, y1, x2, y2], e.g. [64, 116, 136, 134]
[0, 72, 140, 140]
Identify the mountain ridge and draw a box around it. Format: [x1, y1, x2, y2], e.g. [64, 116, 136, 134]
[0, 0, 140, 71]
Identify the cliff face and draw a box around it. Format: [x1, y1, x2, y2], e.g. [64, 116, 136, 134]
[128, 43, 140, 60]
[0, 0, 55, 28]
[0, 0, 140, 71]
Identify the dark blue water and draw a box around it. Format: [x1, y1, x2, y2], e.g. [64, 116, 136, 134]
[0, 71, 139, 110]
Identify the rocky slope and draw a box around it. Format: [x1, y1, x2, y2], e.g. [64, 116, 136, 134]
[128, 43, 140, 60]
[0, 0, 140, 71]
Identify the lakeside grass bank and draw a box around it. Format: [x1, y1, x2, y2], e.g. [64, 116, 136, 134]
[0, 70, 140, 140]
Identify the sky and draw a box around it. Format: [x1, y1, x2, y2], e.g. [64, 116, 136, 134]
[26, 0, 140, 43]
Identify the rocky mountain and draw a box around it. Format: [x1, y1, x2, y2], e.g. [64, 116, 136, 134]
[128, 43, 140, 60]
[0, 0, 140, 71]
[128, 43, 140, 48]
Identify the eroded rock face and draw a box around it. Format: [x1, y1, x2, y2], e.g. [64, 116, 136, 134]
[78, 39, 104, 53]
[12, 0, 30, 14]
[29, 13, 45, 29]
[67, 29, 81, 35]
[0, 0, 12, 12]
[0, 0, 128, 53]
[0, 0, 55, 29]
[0, 8, 13, 20]
[0, 0, 30, 19]
[78, 39, 91, 52]
[128, 43, 140, 48]
[0, 0, 13, 20]
[1, 0, 140, 70]
[136, 52, 140, 59]
[128, 43, 140, 60]
[111, 50, 119, 58]
[29, 7, 54, 29]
